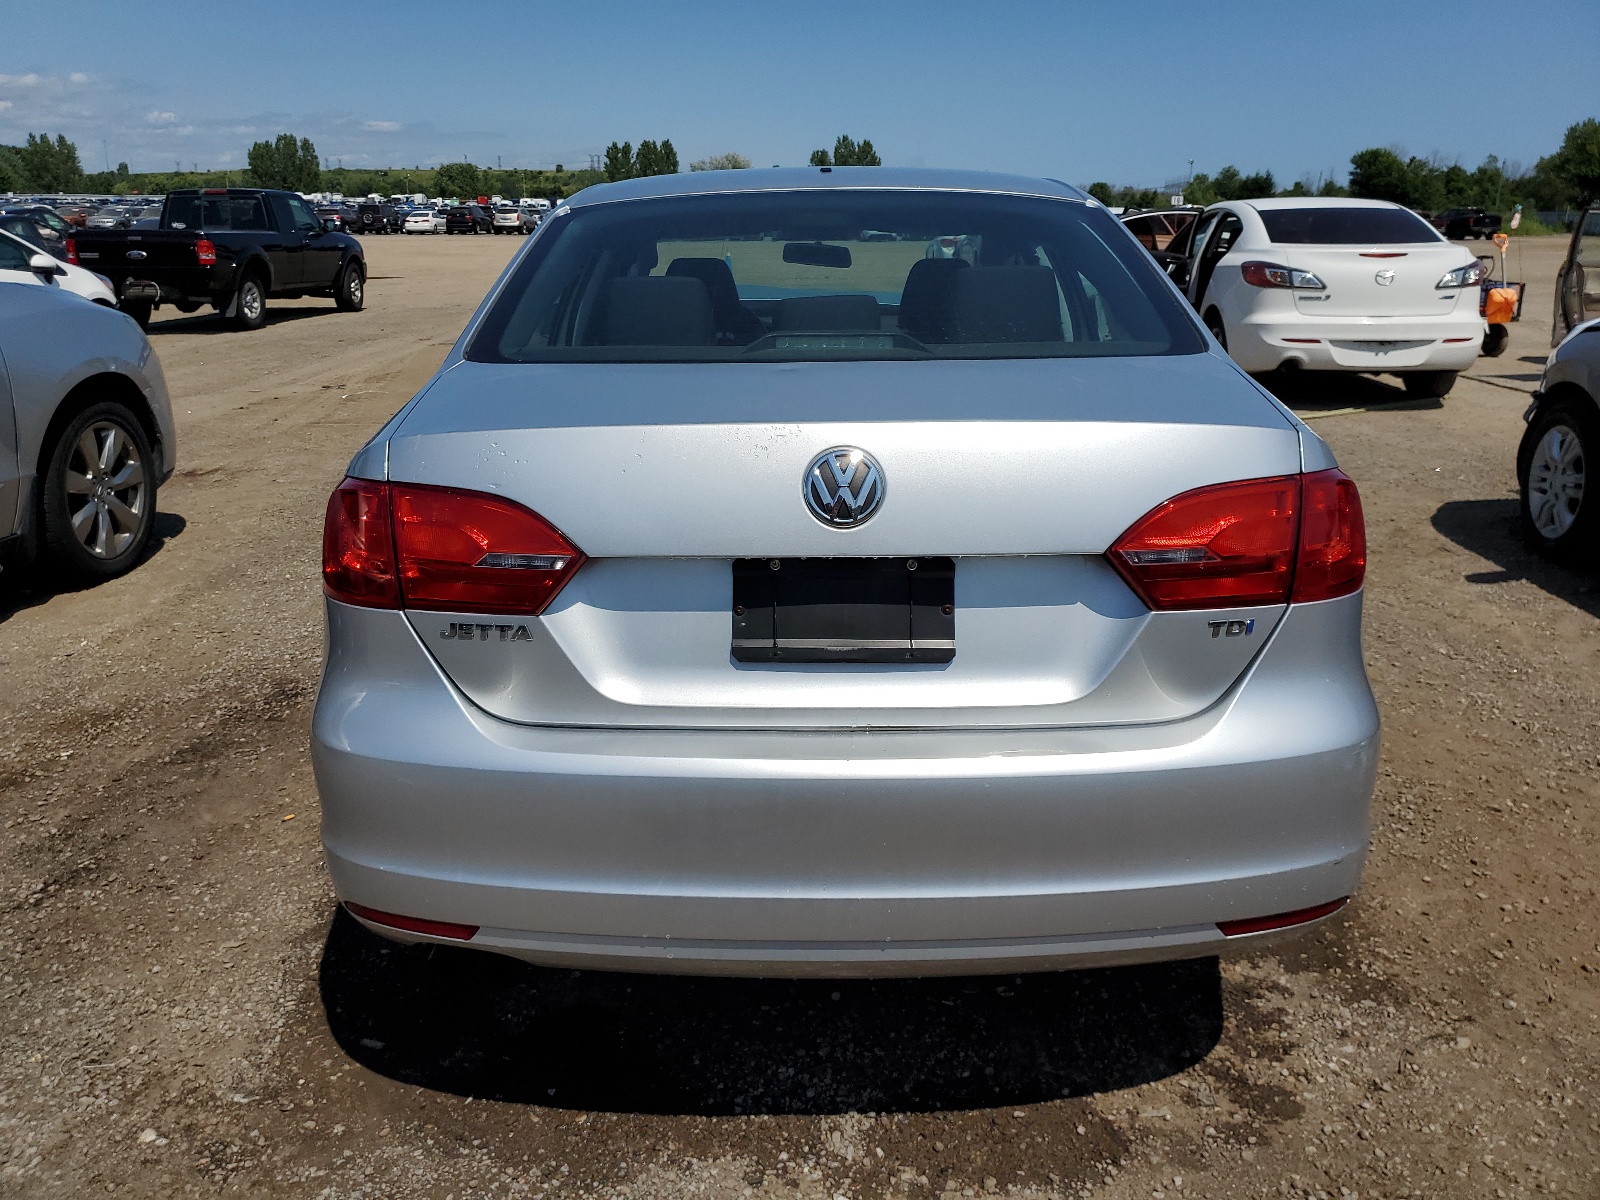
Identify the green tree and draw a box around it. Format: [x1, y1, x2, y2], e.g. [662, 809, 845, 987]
[1541, 118, 1600, 205]
[246, 133, 321, 191]
[0, 145, 27, 192]
[1184, 173, 1218, 206]
[436, 161, 481, 199]
[1348, 147, 1440, 209]
[690, 152, 752, 171]
[21, 133, 83, 192]
[808, 148, 832, 167]
[604, 141, 634, 182]
[811, 136, 881, 167]
[1086, 181, 1115, 205]
[1209, 165, 1275, 201]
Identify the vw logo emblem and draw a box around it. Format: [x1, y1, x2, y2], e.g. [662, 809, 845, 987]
[1374, 269, 1396, 286]
[803, 447, 885, 528]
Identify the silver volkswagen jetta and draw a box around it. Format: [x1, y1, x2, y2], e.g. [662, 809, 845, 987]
[314, 168, 1377, 977]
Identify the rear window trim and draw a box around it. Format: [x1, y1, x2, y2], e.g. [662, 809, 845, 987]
[466, 188, 1208, 365]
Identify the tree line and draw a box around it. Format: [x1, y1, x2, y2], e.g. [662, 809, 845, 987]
[1087, 118, 1600, 226]
[8, 120, 1595, 224]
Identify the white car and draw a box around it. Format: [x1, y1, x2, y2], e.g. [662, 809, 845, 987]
[403, 209, 446, 234]
[1171, 198, 1484, 397]
[0, 227, 117, 307]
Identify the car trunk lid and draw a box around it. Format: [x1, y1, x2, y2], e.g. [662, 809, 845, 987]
[383, 355, 1303, 731]
[1287, 242, 1464, 318]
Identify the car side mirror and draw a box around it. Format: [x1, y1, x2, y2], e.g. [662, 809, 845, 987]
[321, 218, 339, 232]
[29, 251, 62, 276]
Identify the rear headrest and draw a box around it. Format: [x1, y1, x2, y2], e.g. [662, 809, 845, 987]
[949, 266, 1062, 344]
[665, 257, 740, 317]
[596, 276, 714, 346]
[772, 293, 881, 332]
[898, 258, 968, 343]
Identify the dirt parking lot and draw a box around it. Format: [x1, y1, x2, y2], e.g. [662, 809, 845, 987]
[1, 231, 1595, 1200]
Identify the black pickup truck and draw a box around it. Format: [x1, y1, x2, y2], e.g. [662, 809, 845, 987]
[72, 188, 366, 330]
[1432, 207, 1503, 241]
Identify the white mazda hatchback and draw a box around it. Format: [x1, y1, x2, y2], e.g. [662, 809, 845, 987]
[1171, 198, 1484, 397]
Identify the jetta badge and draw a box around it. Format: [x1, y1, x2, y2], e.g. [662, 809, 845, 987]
[1374, 269, 1396, 286]
[803, 447, 885, 528]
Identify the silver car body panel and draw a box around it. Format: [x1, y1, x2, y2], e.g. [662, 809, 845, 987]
[0, 283, 177, 541]
[316, 593, 1376, 977]
[315, 170, 1375, 975]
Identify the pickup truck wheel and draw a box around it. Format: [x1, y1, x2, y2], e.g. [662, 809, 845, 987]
[335, 260, 365, 312]
[119, 300, 153, 330]
[39, 401, 157, 582]
[228, 272, 267, 331]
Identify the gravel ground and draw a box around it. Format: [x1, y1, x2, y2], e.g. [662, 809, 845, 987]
[0, 232, 1594, 1199]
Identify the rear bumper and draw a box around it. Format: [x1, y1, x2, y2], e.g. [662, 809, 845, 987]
[313, 595, 1378, 977]
[1226, 311, 1483, 374]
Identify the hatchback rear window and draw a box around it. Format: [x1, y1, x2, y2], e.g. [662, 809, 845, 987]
[1257, 206, 1440, 245]
[469, 191, 1204, 363]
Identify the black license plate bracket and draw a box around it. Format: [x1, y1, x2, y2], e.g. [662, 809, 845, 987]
[731, 557, 955, 663]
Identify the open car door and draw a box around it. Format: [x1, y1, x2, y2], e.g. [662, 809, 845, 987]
[1554, 206, 1599, 345]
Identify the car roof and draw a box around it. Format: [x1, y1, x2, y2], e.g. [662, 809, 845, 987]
[564, 166, 1089, 209]
[1234, 197, 1406, 211]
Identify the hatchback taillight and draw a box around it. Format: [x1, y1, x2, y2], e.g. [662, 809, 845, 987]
[195, 237, 217, 265]
[65, 237, 79, 265]
[322, 478, 585, 615]
[1109, 469, 1364, 610]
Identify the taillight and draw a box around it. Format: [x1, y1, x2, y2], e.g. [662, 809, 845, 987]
[321, 478, 585, 615]
[65, 237, 79, 265]
[1239, 260, 1325, 289]
[1109, 470, 1365, 610]
[323, 478, 399, 607]
[195, 237, 217, 265]
[1292, 468, 1365, 602]
[1110, 476, 1300, 609]
[391, 483, 584, 615]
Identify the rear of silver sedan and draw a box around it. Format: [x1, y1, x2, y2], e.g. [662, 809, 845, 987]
[312, 170, 1377, 977]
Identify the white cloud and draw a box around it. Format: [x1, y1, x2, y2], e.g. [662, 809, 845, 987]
[362, 120, 401, 132]
[146, 110, 178, 125]
[69, 72, 89, 84]
[0, 73, 42, 87]
[0, 101, 10, 112]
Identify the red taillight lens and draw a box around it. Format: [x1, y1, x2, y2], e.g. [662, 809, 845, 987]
[1109, 470, 1366, 611]
[65, 237, 79, 265]
[1218, 897, 1347, 937]
[323, 477, 400, 607]
[1292, 468, 1365, 602]
[391, 483, 584, 615]
[1240, 260, 1292, 288]
[345, 902, 478, 941]
[195, 237, 217, 265]
[1110, 476, 1300, 609]
[322, 479, 585, 614]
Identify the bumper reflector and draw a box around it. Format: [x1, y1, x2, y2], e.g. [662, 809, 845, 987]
[345, 902, 478, 941]
[1217, 897, 1348, 937]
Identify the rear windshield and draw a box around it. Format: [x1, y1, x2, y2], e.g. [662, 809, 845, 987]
[1257, 206, 1440, 245]
[468, 190, 1204, 363]
[164, 194, 270, 232]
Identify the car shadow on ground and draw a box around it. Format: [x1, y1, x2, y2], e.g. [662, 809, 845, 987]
[145, 307, 340, 335]
[1431, 498, 1600, 616]
[0, 511, 186, 623]
[1253, 371, 1443, 415]
[317, 909, 1222, 1116]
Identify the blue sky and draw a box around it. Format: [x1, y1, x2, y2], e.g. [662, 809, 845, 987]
[2, 1, 1594, 186]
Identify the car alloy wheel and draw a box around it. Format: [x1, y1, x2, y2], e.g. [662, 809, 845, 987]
[66, 420, 148, 558]
[1526, 422, 1584, 539]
